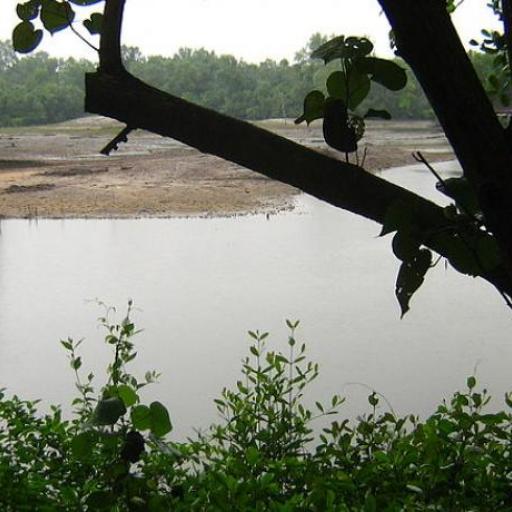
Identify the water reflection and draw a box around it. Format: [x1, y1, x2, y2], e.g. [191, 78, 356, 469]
[0, 162, 511, 440]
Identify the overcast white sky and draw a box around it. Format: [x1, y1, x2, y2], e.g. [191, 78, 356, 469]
[0, 1, 501, 62]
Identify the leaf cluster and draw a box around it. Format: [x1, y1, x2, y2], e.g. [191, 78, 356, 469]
[295, 35, 407, 156]
[13, 0, 103, 54]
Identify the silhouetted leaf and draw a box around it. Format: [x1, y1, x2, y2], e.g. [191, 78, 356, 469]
[357, 57, 407, 91]
[41, 0, 75, 34]
[476, 235, 502, 272]
[322, 98, 357, 152]
[380, 201, 418, 236]
[312, 36, 373, 63]
[83, 12, 103, 35]
[12, 21, 43, 53]
[436, 177, 480, 215]
[396, 249, 432, 317]
[364, 108, 392, 120]
[392, 231, 421, 262]
[295, 90, 325, 125]
[16, 1, 40, 21]
[121, 431, 145, 463]
[327, 70, 371, 109]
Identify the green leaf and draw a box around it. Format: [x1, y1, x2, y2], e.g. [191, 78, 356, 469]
[395, 249, 432, 317]
[364, 108, 392, 120]
[149, 401, 172, 437]
[71, 431, 97, 458]
[83, 12, 103, 35]
[93, 397, 126, 426]
[357, 57, 407, 91]
[312, 35, 374, 63]
[326, 70, 371, 109]
[467, 376, 477, 389]
[295, 90, 325, 125]
[16, 1, 40, 21]
[131, 405, 151, 431]
[117, 384, 138, 407]
[245, 446, 260, 465]
[41, 0, 75, 34]
[12, 21, 43, 53]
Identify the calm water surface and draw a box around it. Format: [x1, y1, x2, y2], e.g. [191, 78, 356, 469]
[1, 162, 511, 439]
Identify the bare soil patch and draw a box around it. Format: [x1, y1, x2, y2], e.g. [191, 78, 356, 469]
[0, 117, 453, 218]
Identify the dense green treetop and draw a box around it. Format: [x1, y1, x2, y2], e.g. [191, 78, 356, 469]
[0, 34, 497, 128]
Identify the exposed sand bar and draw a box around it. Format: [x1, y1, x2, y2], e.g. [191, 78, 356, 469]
[0, 117, 454, 219]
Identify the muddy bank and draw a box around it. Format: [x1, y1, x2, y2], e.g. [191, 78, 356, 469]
[0, 117, 454, 218]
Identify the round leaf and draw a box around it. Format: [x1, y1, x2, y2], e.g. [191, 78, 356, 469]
[131, 404, 151, 431]
[41, 0, 75, 34]
[12, 21, 43, 53]
[93, 397, 126, 426]
[16, 1, 40, 21]
[117, 384, 138, 407]
[149, 401, 172, 438]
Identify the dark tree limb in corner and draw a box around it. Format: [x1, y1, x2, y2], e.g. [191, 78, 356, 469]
[86, 0, 512, 298]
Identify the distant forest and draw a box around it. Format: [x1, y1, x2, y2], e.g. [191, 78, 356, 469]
[0, 34, 495, 127]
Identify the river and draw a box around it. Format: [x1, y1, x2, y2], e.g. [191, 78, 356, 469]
[0, 161, 511, 440]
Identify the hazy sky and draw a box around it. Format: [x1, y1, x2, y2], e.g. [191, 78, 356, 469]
[0, 1, 501, 63]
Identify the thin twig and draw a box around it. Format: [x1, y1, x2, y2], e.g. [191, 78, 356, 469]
[360, 146, 368, 168]
[413, 151, 482, 225]
[100, 125, 134, 155]
[59, 5, 99, 52]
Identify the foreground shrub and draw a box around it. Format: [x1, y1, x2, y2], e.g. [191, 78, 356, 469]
[0, 304, 511, 511]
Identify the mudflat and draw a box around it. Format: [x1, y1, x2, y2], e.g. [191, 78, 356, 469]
[0, 117, 453, 218]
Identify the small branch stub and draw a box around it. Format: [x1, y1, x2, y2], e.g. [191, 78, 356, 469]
[100, 125, 134, 156]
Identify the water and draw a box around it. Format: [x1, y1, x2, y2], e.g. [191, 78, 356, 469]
[1, 161, 511, 439]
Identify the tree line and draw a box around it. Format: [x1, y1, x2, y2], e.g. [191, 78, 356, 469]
[0, 34, 493, 127]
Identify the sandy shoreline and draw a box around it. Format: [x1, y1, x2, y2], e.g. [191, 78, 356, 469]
[0, 117, 454, 219]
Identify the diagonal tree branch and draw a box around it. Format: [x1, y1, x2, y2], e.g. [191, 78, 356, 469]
[89, 0, 512, 298]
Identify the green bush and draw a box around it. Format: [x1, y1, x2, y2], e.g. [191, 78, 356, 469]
[1, 304, 512, 511]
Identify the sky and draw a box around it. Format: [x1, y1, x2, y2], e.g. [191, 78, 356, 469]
[0, 1, 502, 63]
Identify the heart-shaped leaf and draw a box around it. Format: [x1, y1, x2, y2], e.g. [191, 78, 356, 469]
[41, 0, 75, 34]
[83, 12, 103, 35]
[12, 21, 43, 53]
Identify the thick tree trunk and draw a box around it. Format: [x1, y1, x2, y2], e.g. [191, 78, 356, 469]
[379, 0, 512, 273]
